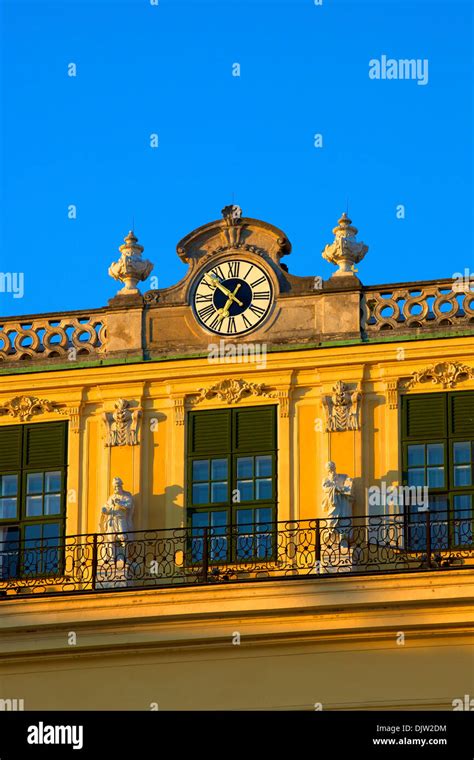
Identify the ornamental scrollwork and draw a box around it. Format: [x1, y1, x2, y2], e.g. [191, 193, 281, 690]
[322, 381, 361, 432]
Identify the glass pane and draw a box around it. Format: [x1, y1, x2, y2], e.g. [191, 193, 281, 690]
[236, 510, 255, 560]
[454, 442, 471, 464]
[192, 483, 209, 505]
[427, 443, 444, 465]
[44, 494, 61, 515]
[256, 455, 272, 477]
[1, 474, 18, 496]
[211, 459, 227, 480]
[429, 496, 449, 515]
[237, 457, 253, 478]
[0, 498, 17, 519]
[210, 511, 228, 530]
[26, 495, 43, 517]
[408, 445, 425, 467]
[236, 509, 254, 528]
[43, 523, 60, 540]
[210, 512, 228, 560]
[0, 526, 20, 580]
[24, 524, 42, 542]
[454, 465, 471, 487]
[453, 496, 472, 547]
[453, 494, 472, 513]
[27, 473, 43, 494]
[427, 467, 444, 488]
[255, 507, 273, 527]
[192, 460, 209, 482]
[210, 482, 227, 503]
[45, 471, 61, 492]
[428, 497, 449, 550]
[191, 512, 209, 529]
[237, 480, 254, 501]
[43, 524, 60, 574]
[256, 479, 272, 500]
[407, 469, 425, 487]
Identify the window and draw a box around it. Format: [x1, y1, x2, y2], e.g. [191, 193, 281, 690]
[0, 422, 68, 579]
[402, 391, 474, 550]
[187, 406, 277, 562]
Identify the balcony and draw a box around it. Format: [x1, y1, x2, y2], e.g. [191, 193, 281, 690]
[0, 513, 473, 598]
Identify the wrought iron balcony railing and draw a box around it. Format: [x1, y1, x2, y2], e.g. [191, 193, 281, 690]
[0, 513, 473, 598]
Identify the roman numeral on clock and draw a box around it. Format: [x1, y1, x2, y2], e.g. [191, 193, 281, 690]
[195, 293, 213, 303]
[227, 261, 240, 278]
[211, 265, 225, 281]
[227, 317, 237, 334]
[198, 305, 216, 322]
[250, 276, 266, 288]
[249, 304, 265, 317]
[209, 315, 222, 331]
[242, 313, 253, 329]
[253, 290, 270, 300]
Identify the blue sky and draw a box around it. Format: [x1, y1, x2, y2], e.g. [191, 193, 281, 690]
[0, 0, 472, 316]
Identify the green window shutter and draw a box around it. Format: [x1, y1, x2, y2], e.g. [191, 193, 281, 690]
[449, 391, 474, 436]
[233, 405, 276, 452]
[23, 422, 68, 468]
[402, 394, 447, 439]
[0, 425, 23, 471]
[188, 410, 231, 455]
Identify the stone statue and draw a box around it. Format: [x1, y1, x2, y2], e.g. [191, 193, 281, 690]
[321, 461, 354, 543]
[99, 477, 134, 560]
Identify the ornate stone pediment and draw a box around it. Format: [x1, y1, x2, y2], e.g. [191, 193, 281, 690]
[175, 205, 291, 267]
[404, 361, 474, 390]
[103, 399, 141, 446]
[0, 395, 66, 422]
[322, 381, 361, 432]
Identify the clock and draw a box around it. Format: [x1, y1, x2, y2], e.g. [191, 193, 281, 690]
[192, 259, 273, 335]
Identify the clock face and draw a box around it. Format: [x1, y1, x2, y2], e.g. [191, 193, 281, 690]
[193, 259, 273, 335]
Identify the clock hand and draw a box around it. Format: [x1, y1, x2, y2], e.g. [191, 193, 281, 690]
[203, 273, 244, 307]
[217, 284, 241, 322]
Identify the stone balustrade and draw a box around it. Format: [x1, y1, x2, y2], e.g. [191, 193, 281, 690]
[362, 279, 474, 332]
[0, 311, 107, 362]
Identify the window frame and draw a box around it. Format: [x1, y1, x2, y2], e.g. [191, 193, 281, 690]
[0, 422, 68, 579]
[186, 406, 278, 563]
[401, 391, 474, 551]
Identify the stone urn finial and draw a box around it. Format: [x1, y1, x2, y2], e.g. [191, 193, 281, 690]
[322, 213, 368, 276]
[108, 230, 154, 294]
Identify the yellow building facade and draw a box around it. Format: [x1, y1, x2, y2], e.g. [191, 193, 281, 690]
[0, 208, 473, 710]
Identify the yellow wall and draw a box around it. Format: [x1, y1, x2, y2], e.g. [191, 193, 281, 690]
[1, 336, 473, 710]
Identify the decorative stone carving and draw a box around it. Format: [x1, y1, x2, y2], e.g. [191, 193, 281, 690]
[191, 379, 271, 405]
[322, 381, 361, 431]
[322, 213, 368, 275]
[385, 381, 398, 410]
[103, 399, 141, 446]
[173, 397, 185, 426]
[0, 395, 64, 422]
[221, 204, 243, 248]
[404, 361, 474, 390]
[108, 231, 153, 294]
[274, 389, 290, 418]
[321, 461, 354, 540]
[99, 477, 134, 561]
